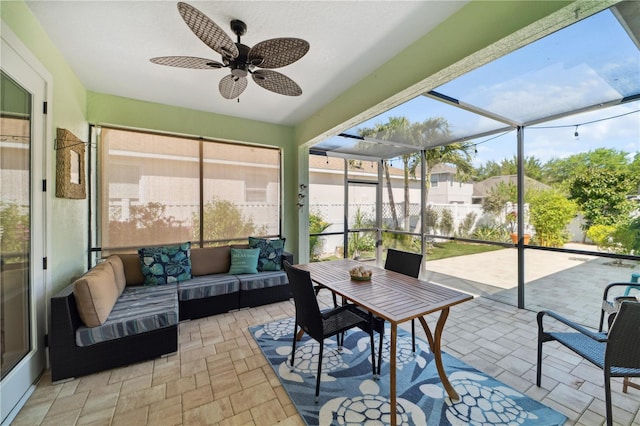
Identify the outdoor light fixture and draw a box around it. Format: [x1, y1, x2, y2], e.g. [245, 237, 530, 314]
[574, 125, 579, 137]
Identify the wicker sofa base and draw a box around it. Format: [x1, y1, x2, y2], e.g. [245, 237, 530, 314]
[240, 284, 292, 308]
[179, 292, 240, 321]
[49, 286, 178, 382]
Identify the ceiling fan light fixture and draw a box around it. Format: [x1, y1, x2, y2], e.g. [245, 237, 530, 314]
[231, 67, 248, 78]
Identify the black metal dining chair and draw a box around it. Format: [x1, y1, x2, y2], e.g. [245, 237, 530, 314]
[384, 248, 423, 352]
[345, 248, 424, 377]
[283, 261, 376, 402]
[537, 301, 640, 426]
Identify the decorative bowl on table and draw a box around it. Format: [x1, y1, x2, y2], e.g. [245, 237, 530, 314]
[349, 266, 372, 281]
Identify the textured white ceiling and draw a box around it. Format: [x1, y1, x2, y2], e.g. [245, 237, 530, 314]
[25, 1, 467, 126]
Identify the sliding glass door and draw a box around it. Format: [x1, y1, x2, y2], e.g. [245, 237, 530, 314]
[1, 36, 48, 423]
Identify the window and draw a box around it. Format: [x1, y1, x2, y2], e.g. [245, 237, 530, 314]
[93, 127, 281, 254]
[430, 175, 439, 188]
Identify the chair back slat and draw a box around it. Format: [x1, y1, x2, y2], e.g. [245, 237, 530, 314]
[606, 301, 640, 369]
[284, 262, 324, 339]
[384, 248, 423, 278]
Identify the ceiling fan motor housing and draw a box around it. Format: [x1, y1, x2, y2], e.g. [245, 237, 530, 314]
[228, 43, 251, 78]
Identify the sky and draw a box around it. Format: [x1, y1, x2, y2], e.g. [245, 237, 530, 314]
[332, 6, 640, 168]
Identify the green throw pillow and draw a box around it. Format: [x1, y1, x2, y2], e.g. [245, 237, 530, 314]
[248, 237, 286, 271]
[138, 242, 192, 285]
[228, 248, 260, 274]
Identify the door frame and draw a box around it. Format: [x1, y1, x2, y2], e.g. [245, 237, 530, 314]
[1, 24, 52, 424]
[344, 177, 382, 263]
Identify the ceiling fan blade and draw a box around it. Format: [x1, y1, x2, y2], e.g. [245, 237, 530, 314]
[252, 70, 302, 96]
[177, 2, 238, 59]
[248, 38, 310, 69]
[219, 75, 248, 99]
[150, 56, 224, 69]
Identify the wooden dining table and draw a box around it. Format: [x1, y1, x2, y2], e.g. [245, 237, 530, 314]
[295, 258, 473, 426]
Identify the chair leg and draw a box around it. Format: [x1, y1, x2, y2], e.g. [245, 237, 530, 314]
[316, 340, 324, 403]
[411, 319, 416, 353]
[604, 370, 613, 426]
[377, 326, 384, 377]
[536, 338, 543, 387]
[291, 323, 298, 371]
[368, 314, 376, 378]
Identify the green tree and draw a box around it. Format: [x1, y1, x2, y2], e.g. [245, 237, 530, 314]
[195, 198, 258, 243]
[456, 211, 477, 238]
[359, 116, 474, 232]
[481, 181, 518, 216]
[0, 202, 29, 256]
[348, 206, 376, 258]
[568, 167, 635, 229]
[359, 116, 418, 231]
[614, 217, 640, 255]
[424, 205, 439, 234]
[629, 152, 640, 193]
[439, 207, 454, 236]
[475, 155, 545, 182]
[588, 217, 640, 259]
[109, 202, 191, 247]
[309, 212, 330, 261]
[528, 189, 577, 247]
[543, 148, 632, 187]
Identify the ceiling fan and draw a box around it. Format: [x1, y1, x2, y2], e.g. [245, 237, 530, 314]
[151, 2, 310, 100]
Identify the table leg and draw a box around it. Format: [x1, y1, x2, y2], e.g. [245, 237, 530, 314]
[418, 308, 459, 401]
[390, 323, 397, 426]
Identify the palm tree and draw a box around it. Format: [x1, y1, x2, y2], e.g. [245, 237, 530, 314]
[360, 116, 474, 233]
[359, 117, 417, 231]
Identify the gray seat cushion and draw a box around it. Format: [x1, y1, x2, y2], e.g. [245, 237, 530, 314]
[75, 284, 178, 347]
[237, 271, 288, 291]
[177, 274, 240, 301]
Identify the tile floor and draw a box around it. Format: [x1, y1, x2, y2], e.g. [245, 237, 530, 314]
[10, 292, 640, 425]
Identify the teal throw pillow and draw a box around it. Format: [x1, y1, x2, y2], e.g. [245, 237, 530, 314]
[248, 237, 286, 271]
[228, 248, 260, 274]
[138, 242, 192, 285]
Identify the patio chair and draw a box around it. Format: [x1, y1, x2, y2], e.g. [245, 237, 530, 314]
[384, 249, 423, 352]
[598, 281, 640, 332]
[537, 301, 640, 426]
[284, 261, 376, 402]
[345, 248, 423, 376]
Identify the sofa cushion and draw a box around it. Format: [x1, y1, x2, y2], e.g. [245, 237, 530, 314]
[248, 237, 286, 271]
[237, 271, 288, 291]
[177, 274, 240, 301]
[75, 284, 178, 346]
[116, 253, 146, 286]
[104, 255, 126, 295]
[73, 263, 120, 327]
[138, 242, 192, 285]
[228, 248, 260, 274]
[190, 246, 231, 276]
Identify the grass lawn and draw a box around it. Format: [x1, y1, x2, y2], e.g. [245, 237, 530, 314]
[426, 241, 504, 261]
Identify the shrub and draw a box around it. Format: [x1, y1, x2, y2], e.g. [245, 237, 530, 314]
[528, 189, 577, 247]
[457, 212, 477, 237]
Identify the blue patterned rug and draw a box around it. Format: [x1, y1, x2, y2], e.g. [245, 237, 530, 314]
[250, 317, 566, 425]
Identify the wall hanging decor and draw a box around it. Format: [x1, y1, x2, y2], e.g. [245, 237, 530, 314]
[55, 128, 86, 199]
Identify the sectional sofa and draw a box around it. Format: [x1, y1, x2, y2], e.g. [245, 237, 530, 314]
[49, 242, 292, 382]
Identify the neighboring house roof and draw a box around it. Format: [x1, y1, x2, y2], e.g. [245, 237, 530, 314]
[472, 175, 551, 198]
